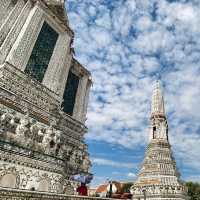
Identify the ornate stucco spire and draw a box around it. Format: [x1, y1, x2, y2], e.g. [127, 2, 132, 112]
[131, 81, 188, 200]
[151, 81, 165, 118]
[150, 81, 168, 141]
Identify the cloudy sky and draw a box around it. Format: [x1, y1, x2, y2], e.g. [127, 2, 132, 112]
[66, 0, 200, 187]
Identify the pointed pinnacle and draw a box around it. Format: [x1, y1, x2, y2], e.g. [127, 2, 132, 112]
[151, 81, 165, 117]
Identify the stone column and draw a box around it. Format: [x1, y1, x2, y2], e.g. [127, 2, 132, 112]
[42, 33, 72, 97]
[0, 0, 15, 27]
[5, 3, 44, 70]
[0, 0, 25, 46]
[0, 1, 32, 65]
[81, 79, 92, 123]
[57, 53, 73, 101]
[73, 76, 88, 122]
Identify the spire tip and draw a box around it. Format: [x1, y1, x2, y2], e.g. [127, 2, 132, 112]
[151, 81, 165, 117]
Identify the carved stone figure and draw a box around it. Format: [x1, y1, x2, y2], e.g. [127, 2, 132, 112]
[0, 112, 12, 134]
[82, 155, 90, 172]
[42, 126, 54, 154]
[15, 115, 29, 137]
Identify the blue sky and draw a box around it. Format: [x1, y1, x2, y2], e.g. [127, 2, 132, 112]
[66, 0, 200, 187]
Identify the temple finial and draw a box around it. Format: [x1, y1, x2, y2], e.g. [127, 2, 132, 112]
[151, 81, 165, 117]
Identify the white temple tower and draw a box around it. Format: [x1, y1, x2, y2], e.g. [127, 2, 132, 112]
[131, 82, 188, 200]
[0, 0, 92, 194]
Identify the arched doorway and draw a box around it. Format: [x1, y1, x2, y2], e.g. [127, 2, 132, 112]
[0, 173, 16, 188]
[38, 179, 49, 192]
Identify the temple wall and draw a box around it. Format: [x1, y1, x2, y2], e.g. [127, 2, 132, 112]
[0, 187, 116, 200]
[0, 161, 64, 193]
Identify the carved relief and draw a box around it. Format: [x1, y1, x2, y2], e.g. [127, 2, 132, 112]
[0, 163, 65, 193]
[0, 109, 63, 158]
[131, 184, 188, 197]
[0, 105, 91, 177]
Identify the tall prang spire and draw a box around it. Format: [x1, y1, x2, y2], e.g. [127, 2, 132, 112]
[149, 81, 168, 141]
[131, 81, 188, 200]
[151, 81, 165, 117]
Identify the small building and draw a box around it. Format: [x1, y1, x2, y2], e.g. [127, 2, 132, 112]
[96, 184, 108, 197]
[96, 181, 122, 197]
[88, 188, 97, 197]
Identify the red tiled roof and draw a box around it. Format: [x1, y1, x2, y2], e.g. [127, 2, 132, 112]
[96, 181, 122, 194]
[96, 184, 107, 193]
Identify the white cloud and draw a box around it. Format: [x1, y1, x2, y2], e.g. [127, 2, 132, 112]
[185, 175, 200, 183]
[67, 0, 200, 182]
[95, 13, 112, 30]
[127, 172, 136, 178]
[135, 16, 152, 32]
[168, 3, 197, 23]
[88, 5, 97, 17]
[89, 26, 112, 47]
[91, 158, 135, 169]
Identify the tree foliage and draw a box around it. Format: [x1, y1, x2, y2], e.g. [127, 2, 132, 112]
[121, 182, 133, 193]
[186, 182, 200, 200]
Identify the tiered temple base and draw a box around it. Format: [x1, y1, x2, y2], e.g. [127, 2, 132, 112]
[131, 140, 188, 200]
[0, 140, 73, 193]
[132, 185, 187, 200]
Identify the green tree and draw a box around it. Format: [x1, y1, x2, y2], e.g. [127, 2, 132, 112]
[186, 182, 200, 200]
[121, 182, 133, 193]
